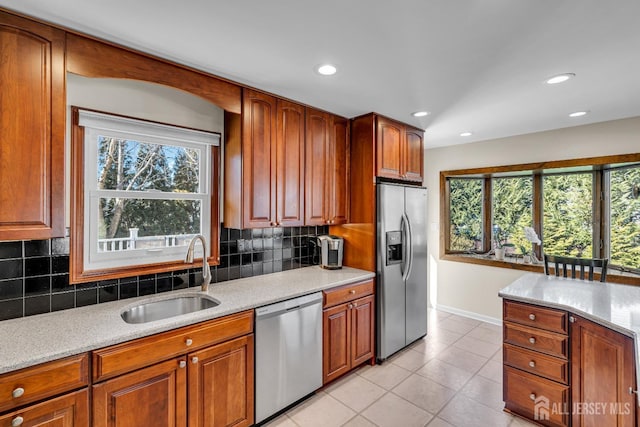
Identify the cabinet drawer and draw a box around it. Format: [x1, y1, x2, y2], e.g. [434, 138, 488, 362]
[323, 279, 374, 308]
[0, 353, 88, 413]
[93, 310, 253, 382]
[503, 322, 568, 359]
[504, 343, 568, 384]
[504, 366, 569, 427]
[504, 300, 567, 334]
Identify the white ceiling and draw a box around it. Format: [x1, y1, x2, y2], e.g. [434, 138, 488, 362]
[2, 0, 640, 148]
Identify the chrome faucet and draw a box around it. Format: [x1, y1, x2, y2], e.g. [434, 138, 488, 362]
[185, 235, 211, 292]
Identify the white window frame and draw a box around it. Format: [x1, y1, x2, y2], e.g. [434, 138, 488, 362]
[78, 109, 219, 271]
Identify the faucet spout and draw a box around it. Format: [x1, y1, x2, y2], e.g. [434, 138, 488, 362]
[185, 235, 211, 292]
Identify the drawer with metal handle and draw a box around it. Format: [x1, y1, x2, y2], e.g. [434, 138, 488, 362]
[503, 321, 568, 359]
[504, 343, 569, 384]
[503, 300, 568, 334]
[504, 365, 569, 427]
[0, 354, 88, 413]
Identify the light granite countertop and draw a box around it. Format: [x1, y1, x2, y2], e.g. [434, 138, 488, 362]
[0, 266, 374, 374]
[499, 273, 640, 399]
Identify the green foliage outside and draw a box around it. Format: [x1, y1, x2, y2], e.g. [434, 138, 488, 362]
[543, 174, 593, 257]
[449, 179, 483, 251]
[610, 167, 640, 269]
[492, 177, 532, 254]
[448, 167, 640, 272]
[97, 137, 202, 240]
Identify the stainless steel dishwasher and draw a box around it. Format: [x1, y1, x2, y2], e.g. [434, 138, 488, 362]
[255, 292, 323, 423]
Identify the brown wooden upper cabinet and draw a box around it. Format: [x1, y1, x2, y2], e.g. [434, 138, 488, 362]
[224, 89, 305, 229]
[0, 11, 65, 240]
[376, 116, 424, 183]
[305, 108, 350, 226]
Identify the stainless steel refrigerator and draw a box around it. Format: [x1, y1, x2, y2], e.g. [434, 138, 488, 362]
[377, 182, 428, 361]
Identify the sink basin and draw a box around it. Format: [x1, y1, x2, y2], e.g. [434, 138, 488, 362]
[121, 295, 220, 324]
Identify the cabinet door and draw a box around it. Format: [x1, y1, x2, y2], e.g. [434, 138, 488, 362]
[376, 117, 403, 180]
[328, 116, 349, 225]
[276, 100, 305, 226]
[323, 303, 351, 384]
[242, 89, 277, 228]
[0, 11, 65, 240]
[188, 335, 254, 427]
[305, 108, 331, 225]
[0, 389, 88, 427]
[403, 129, 424, 182]
[93, 358, 187, 427]
[571, 316, 636, 427]
[351, 295, 374, 367]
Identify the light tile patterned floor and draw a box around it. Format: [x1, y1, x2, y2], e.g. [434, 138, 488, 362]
[263, 309, 539, 427]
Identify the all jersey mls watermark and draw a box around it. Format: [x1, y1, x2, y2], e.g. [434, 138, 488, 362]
[534, 395, 632, 420]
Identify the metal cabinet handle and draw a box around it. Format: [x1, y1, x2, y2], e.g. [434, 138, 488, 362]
[192, 357, 199, 364]
[529, 361, 536, 368]
[349, 290, 356, 294]
[12, 387, 24, 399]
[569, 316, 576, 323]
[353, 302, 358, 308]
[185, 338, 193, 346]
[11, 416, 24, 427]
[529, 314, 536, 321]
[529, 337, 536, 344]
[348, 304, 353, 309]
[179, 360, 187, 369]
[529, 393, 536, 401]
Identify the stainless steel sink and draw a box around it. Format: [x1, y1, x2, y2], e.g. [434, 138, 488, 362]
[121, 295, 220, 324]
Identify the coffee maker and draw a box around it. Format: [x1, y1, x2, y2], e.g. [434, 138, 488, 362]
[315, 235, 344, 269]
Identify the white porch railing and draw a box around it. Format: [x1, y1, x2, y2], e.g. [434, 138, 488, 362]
[98, 228, 197, 252]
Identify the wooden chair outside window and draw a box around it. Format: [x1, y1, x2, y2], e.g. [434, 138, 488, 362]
[543, 254, 608, 282]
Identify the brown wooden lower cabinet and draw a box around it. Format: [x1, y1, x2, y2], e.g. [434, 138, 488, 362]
[92, 311, 255, 427]
[570, 315, 636, 427]
[503, 300, 638, 427]
[0, 389, 88, 427]
[323, 280, 375, 384]
[93, 357, 187, 427]
[188, 335, 254, 427]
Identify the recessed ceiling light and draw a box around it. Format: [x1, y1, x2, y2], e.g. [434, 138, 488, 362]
[412, 111, 430, 117]
[546, 73, 575, 84]
[569, 111, 589, 117]
[316, 64, 337, 76]
[460, 132, 473, 137]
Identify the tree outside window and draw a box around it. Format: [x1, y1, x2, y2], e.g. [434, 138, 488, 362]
[492, 177, 533, 255]
[608, 166, 640, 270]
[543, 174, 593, 257]
[449, 178, 483, 251]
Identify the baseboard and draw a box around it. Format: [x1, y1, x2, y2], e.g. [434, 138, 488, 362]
[435, 304, 502, 326]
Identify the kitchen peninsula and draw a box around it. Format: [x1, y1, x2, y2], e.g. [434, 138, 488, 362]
[500, 273, 640, 426]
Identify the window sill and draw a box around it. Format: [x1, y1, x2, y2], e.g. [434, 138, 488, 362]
[441, 253, 640, 286]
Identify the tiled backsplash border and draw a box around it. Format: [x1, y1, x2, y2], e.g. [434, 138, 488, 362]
[0, 226, 328, 321]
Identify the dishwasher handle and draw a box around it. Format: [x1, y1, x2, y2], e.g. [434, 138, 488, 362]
[255, 292, 323, 318]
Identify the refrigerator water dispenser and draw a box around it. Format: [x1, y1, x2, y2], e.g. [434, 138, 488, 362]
[386, 231, 403, 265]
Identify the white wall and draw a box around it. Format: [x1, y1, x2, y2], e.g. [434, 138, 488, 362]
[425, 117, 640, 323]
[64, 73, 224, 228]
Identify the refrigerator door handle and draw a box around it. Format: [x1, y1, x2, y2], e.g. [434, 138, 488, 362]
[400, 214, 406, 277]
[401, 213, 413, 281]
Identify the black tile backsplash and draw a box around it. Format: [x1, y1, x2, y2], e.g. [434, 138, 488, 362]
[0, 226, 327, 320]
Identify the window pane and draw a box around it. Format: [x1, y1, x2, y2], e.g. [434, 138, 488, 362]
[492, 177, 533, 254]
[543, 174, 593, 257]
[609, 166, 640, 269]
[449, 178, 483, 251]
[98, 198, 201, 252]
[97, 136, 200, 193]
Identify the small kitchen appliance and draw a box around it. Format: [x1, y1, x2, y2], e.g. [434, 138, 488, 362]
[317, 235, 344, 269]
